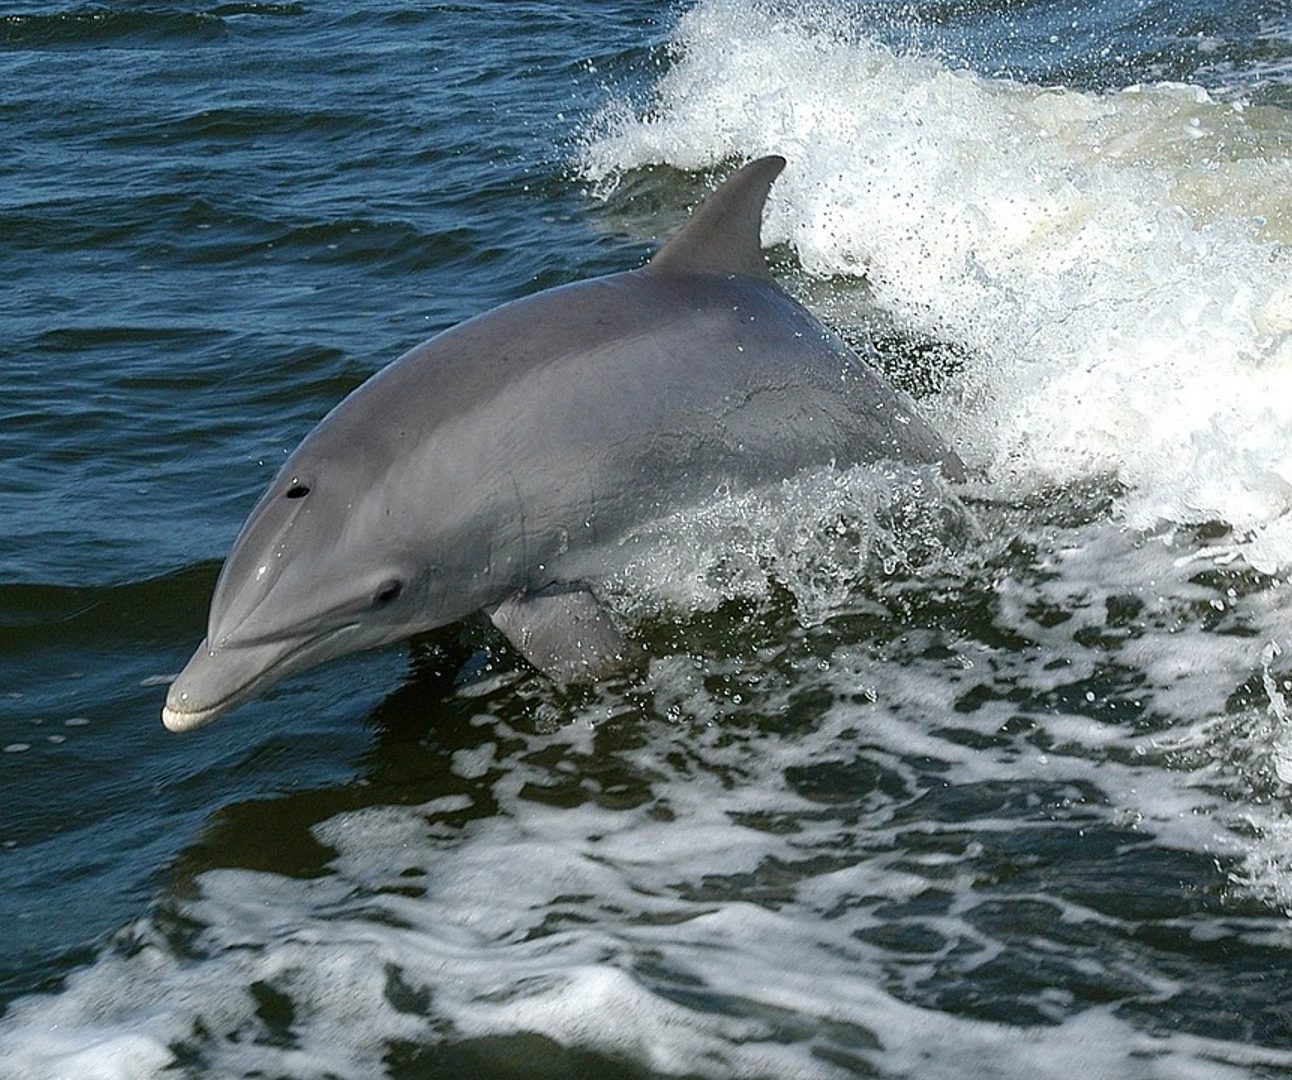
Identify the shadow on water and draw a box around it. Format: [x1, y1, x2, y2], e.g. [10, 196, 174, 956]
[382, 1032, 679, 1080]
[168, 619, 511, 887]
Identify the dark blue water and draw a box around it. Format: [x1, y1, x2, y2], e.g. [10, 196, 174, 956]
[4, 2, 1292, 1076]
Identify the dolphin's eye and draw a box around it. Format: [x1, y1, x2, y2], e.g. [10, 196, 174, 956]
[373, 580, 403, 607]
[285, 483, 311, 499]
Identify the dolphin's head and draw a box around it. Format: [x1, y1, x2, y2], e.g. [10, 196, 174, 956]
[163, 450, 427, 732]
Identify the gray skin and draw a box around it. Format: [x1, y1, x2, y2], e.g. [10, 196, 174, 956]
[162, 156, 963, 731]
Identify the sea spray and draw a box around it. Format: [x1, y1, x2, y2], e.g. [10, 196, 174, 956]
[581, 0, 1292, 570]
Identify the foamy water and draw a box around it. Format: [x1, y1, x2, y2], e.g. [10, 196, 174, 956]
[582, 0, 1292, 571]
[5, 1, 1292, 1077]
[6, 469, 1292, 1078]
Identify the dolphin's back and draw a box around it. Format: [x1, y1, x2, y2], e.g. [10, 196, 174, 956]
[302, 151, 957, 523]
[307, 265, 958, 595]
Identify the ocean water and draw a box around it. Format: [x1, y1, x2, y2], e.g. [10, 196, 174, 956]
[3, 0, 1292, 1076]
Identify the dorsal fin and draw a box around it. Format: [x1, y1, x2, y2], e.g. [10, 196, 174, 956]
[647, 155, 786, 281]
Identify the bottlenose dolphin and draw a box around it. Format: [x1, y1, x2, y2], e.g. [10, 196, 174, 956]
[163, 155, 963, 731]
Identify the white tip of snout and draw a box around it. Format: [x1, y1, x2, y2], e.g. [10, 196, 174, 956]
[161, 703, 220, 733]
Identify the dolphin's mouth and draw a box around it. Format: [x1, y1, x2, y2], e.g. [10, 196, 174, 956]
[161, 697, 229, 733]
[162, 624, 358, 732]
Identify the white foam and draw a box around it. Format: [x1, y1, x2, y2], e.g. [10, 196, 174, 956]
[581, 0, 1292, 571]
[8, 612, 1292, 1079]
[598, 461, 972, 625]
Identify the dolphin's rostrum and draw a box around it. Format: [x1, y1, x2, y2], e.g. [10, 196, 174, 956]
[163, 156, 963, 731]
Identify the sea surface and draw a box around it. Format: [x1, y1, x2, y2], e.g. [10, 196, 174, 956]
[3, 0, 1292, 1076]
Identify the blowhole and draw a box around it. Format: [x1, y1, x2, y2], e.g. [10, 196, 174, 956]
[285, 484, 311, 499]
